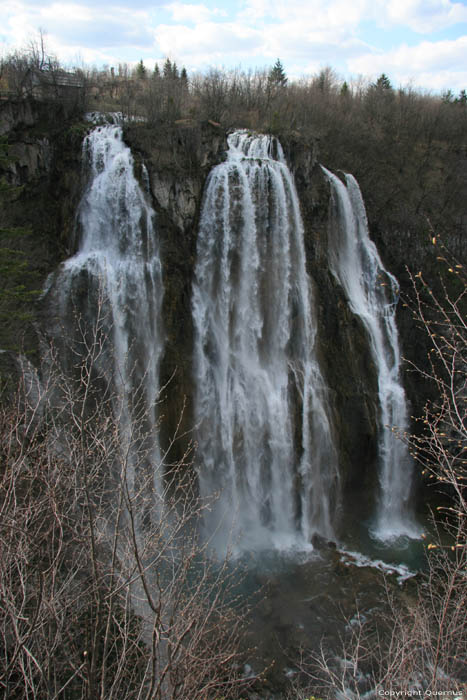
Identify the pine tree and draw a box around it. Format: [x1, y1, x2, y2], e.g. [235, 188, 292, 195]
[135, 59, 147, 80]
[373, 73, 392, 90]
[442, 89, 454, 103]
[163, 58, 173, 80]
[340, 81, 350, 97]
[268, 58, 287, 88]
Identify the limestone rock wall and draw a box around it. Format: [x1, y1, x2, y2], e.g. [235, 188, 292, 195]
[123, 121, 227, 459]
[284, 138, 380, 505]
[0, 99, 85, 358]
[0, 101, 432, 519]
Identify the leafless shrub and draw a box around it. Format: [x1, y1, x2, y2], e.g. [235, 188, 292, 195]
[0, 317, 253, 698]
[287, 541, 466, 699]
[286, 240, 466, 699]
[405, 236, 466, 528]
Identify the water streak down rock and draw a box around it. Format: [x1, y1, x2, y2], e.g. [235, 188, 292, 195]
[323, 167, 420, 540]
[192, 131, 340, 552]
[44, 122, 164, 491]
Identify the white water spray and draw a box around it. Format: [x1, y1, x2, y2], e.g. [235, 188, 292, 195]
[323, 167, 420, 540]
[46, 121, 164, 488]
[192, 131, 339, 552]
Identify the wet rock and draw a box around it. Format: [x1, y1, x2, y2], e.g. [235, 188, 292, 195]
[311, 533, 337, 550]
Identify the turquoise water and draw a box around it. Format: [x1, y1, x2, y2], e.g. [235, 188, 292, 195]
[218, 514, 434, 691]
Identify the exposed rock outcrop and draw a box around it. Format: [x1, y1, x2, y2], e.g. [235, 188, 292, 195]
[0, 101, 431, 521]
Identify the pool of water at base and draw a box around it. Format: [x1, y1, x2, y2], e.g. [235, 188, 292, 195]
[231, 512, 437, 695]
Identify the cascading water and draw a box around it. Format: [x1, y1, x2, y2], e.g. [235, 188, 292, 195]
[323, 167, 420, 541]
[192, 131, 339, 553]
[44, 118, 164, 488]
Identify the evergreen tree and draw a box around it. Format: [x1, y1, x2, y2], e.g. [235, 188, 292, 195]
[268, 58, 287, 87]
[163, 58, 173, 80]
[373, 73, 392, 90]
[442, 89, 454, 104]
[153, 63, 160, 79]
[340, 81, 350, 97]
[316, 66, 336, 93]
[135, 59, 147, 80]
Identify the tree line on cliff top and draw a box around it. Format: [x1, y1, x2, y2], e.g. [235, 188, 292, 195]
[3, 41, 466, 256]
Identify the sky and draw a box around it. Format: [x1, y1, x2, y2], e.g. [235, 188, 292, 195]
[2, 0, 467, 93]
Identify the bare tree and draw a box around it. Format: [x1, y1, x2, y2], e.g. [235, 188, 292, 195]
[405, 237, 466, 528]
[0, 305, 253, 699]
[286, 240, 466, 698]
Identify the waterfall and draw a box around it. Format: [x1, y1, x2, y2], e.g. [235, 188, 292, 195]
[192, 131, 339, 553]
[323, 167, 419, 541]
[44, 121, 164, 489]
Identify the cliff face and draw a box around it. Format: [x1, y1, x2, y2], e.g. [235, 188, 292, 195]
[0, 101, 435, 516]
[0, 99, 85, 361]
[132, 123, 381, 500]
[122, 120, 228, 456]
[0, 106, 226, 425]
[284, 139, 379, 501]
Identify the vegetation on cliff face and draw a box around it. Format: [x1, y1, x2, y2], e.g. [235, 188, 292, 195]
[0, 99, 87, 358]
[0, 136, 38, 328]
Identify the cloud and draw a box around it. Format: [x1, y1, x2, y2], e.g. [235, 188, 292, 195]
[1, 0, 155, 66]
[380, 0, 467, 33]
[348, 35, 467, 90]
[46, 8, 153, 48]
[3, 0, 166, 9]
[41, 2, 92, 23]
[153, 0, 377, 70]
[261, 19, 374, 60]
[240, 0, 370, 27]
[154, 20, 263, 64]
[239, 0, 467, 35]
[164, 2, 226, 23]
